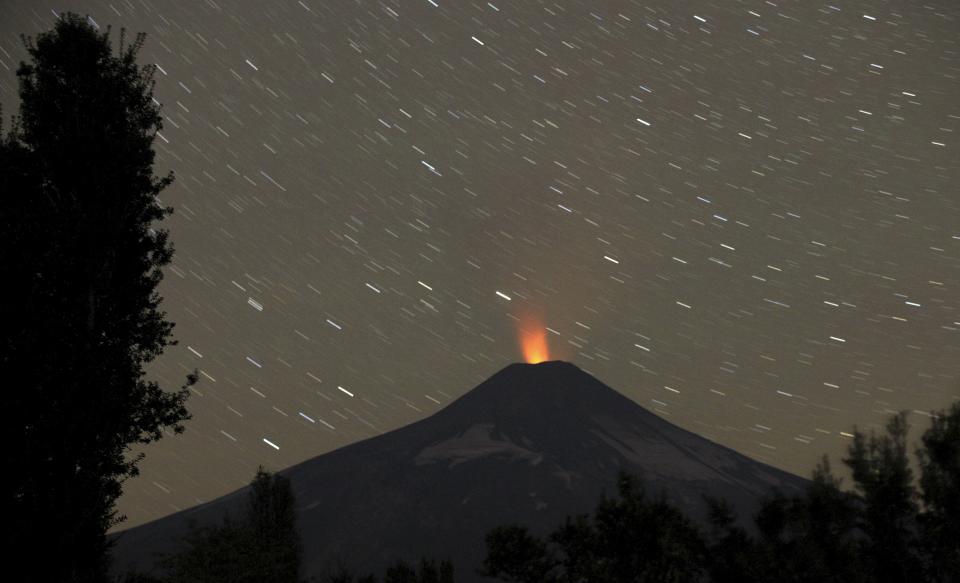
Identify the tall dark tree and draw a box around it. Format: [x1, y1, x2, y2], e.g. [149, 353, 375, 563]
[843, 412, 923, 583]
[916, 401, 960, 583]
[787, 456, 868, 583]
[699, 495, 764, 583]
[0, 13, 194, 582]
[246, 467, 303, 583]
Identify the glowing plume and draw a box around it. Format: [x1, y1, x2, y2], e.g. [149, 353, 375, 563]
[517, 310, 549, 364]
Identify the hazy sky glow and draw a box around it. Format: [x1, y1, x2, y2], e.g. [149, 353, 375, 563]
[2, 0, 958, 529]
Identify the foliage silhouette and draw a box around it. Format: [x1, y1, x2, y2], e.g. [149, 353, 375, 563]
[247, 467, 304, 582]
[482, 404, 960, 583]
[383, 557, 455, 583]
[479, 524, 555, 583]
[698, 495, 763, 583]
[916, 401, 960, 583]
[1, 12, 194, 583]
[160, 467, 301, 583]
[313, 558, 378, 583]
[843, 412, 923, 583]
[384, 560, 418, 583]
[479, 471, 706, 582]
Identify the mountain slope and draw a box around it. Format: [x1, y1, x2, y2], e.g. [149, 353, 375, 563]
[111, 361, 809, 581]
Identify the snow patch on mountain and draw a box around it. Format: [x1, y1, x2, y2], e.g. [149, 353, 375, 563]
[414, 423, 543, 467]
[589, 425, 736, 484]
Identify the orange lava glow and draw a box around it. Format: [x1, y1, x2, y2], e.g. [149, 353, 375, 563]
[517, 311, 550, 364]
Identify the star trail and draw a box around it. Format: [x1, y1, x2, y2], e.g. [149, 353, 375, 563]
[1, 0, 957, 529]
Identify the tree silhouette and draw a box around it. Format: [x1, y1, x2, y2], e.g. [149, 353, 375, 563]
[161, 515, 255, 583]
[479, 524, 556, 583]
[246, 467, 303, 583]
[482, 404, 960, 583]
[160, 467, 302, 583]
[310, 557, 452, 583]
[843, 412, 923, 583]
[1, 13, 194, 582]
[702, 408, 959, 583]
[916, 401, 960, 583]
[787, 456, 867, 583]
[731, 459, 867, 583]
[699, 495, 763, 583]
[479, 471, 705, 583]
[383, 557, 455, 583]
[316, 559, 378, 583]
[437, 559, 455, 583]
[384, 560, 418, 583]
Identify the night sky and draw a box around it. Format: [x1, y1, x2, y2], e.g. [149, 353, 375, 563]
[2, 0, 958, 530]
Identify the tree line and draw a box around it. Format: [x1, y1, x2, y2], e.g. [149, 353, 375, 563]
[116, 403, 959, 583]
[479, 405, 960, 583]
[3, 11, 957, 583]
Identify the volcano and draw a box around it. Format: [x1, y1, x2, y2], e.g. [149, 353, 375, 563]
[111, 361, 809, 581]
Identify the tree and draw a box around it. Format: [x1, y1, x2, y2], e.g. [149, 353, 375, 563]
[161, 467, 302, 583]
[787, 456, 868, 583]
[246, 467, 303, 583]
[437, 559, 455, 583]
[587, 474, 706, 582]
[737, 408, 960, 583]
[916, 401, 960, 583]
[700, 459, 869, 583]
[700, 495, 763, 583]
[1, 13, 194, 582]
[843, 412, 923, 583]
[316, 560, 378, 583]
[479, 471, 706, 583]
[115, 573, 166, 583]
[478, 404, 960, 583]
[384, 560, 418, 583]
[383, 557, 455, 583]
[162, 516, 255, 583]
[479, 525, 557, 583]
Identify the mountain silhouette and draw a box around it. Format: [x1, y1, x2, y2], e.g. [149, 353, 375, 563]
[111, 361, 809, 581]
